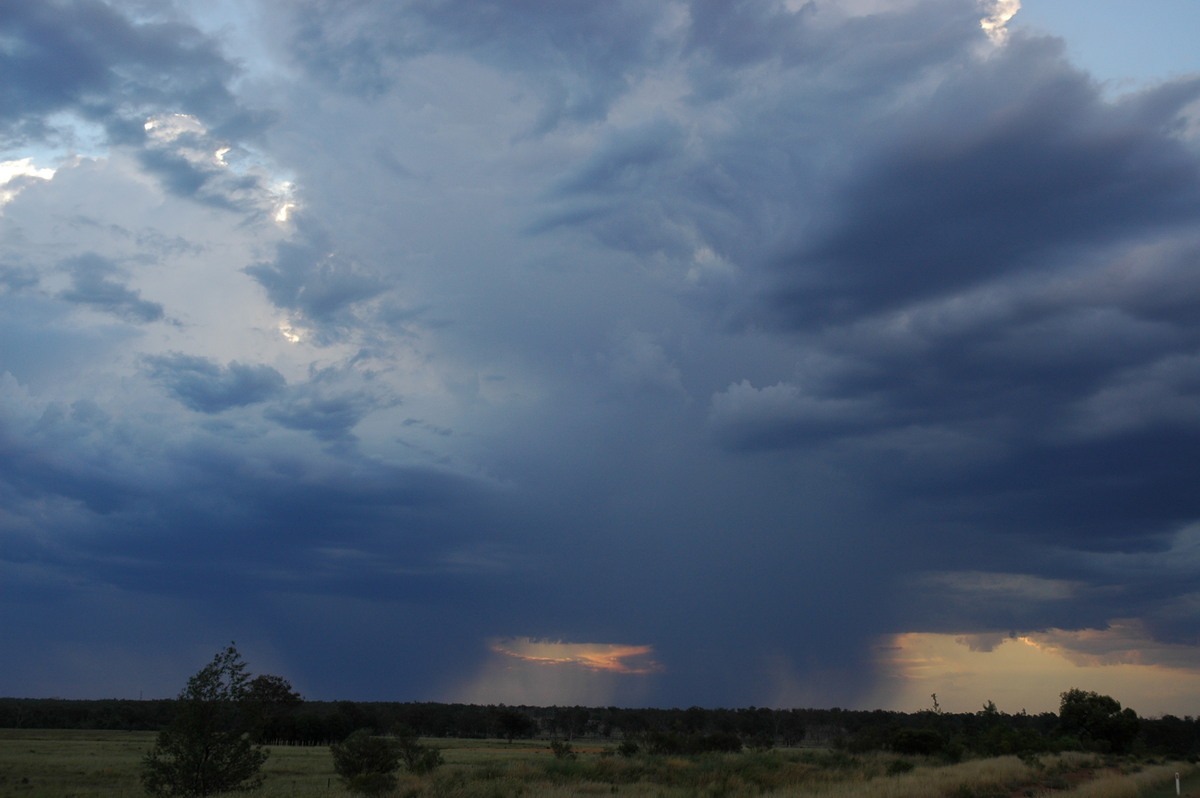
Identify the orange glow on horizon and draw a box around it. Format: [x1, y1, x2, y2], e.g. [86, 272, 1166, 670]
[490, 637, 665, 674]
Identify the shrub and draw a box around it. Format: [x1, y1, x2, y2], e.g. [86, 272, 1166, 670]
[330, 729, 402, 796]
[394, 726, 443, 775]
[617, 739, 640, 757]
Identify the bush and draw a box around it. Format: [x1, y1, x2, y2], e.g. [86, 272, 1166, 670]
[394, 726, 443, 775]
[331, 729, 401, 796]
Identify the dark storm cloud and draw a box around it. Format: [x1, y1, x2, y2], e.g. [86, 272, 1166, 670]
[264, 390, 374, 442]
[260, 361, 398, 443]
[0, 398, 144, 516]
[257, 0, 1200, 705]
[683, 0, 811, 68]
[6, 0, 1200, 710]
[243, 217, 386, 340]
[0, 375, 511, 607]
[0, 264, 39, 292]
[534, 119, 703, 257]
[0, 0, 254, 148]
[136, 144, 264, 210]
[772, 39, 1200, 328]
[144, 353, 286, 413]
[57, 253, 164, 323]
[684, 30, 1200, 566]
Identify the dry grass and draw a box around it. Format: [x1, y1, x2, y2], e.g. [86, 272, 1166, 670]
[1, 730, 1195, 798]
[1056, 761, 1195, 798]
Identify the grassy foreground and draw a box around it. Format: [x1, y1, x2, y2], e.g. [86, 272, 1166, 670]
[1, 729, 1194, 797]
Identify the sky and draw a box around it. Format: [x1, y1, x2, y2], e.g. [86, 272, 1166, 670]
[3, 0, 1200, 717]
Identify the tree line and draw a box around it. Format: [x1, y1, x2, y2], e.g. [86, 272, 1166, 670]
[3, 693, 1198, 758]
[4, 646, 1199, 765]
[8, 645, 1192, 797]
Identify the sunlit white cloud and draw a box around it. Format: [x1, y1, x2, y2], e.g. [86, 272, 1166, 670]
[0, 158, 56, 209]
[979, 0, 1020, 46]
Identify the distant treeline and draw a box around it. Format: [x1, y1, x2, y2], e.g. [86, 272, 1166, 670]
[1, 698, 1197, 759]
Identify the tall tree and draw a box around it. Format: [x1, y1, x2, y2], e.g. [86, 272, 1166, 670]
[246, 673, 302, 742]
[1058, 688, 1140, 754]
[141, 644, 271, 797]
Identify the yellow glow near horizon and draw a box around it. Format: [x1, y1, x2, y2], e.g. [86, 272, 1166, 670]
[872, 625, 1200, 716]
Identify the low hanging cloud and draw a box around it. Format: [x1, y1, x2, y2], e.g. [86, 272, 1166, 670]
[144, 353, 286, 413]
[57, 253, 164, 323]
[243, 217, 387, 342]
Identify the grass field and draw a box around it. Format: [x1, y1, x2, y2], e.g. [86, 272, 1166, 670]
[0, 729, 1194, 797]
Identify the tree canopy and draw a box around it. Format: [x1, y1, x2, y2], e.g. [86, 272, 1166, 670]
[141, 644, 292, 797]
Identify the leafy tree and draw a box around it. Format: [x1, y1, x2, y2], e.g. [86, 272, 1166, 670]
[246, 673, 301, 706]
[141, 644, 270, 797]
[245, 673, 302, 742]
[1058, 689, 1139, 753]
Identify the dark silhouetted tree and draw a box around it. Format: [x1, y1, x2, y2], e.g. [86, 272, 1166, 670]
[492, 707, 537, 742]
[1058, 688, 1139, 753]
[141, 644, 270, 797]
[245, 673, 302, 742]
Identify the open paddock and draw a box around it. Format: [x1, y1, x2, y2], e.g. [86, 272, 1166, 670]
[1, 729, 1195, 797]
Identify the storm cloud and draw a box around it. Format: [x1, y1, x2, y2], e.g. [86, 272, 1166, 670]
[3, 0, 1200, 713]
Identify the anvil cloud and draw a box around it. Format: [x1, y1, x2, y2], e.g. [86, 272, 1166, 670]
[3, 0, 1200, 714]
